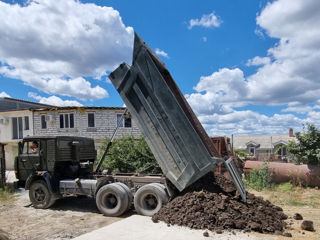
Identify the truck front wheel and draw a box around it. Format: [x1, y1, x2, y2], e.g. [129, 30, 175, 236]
[29, 180, 56, 209]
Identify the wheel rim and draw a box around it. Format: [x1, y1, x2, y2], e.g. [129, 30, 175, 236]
[103, 193, 118, 209]
[34, 187, 46, 202]
[142, 194, 158, 210]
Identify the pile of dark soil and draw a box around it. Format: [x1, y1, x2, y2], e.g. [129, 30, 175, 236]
[152, 172, 287, 234]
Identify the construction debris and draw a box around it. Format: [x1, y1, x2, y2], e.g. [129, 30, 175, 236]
[152, 172, 287, 234]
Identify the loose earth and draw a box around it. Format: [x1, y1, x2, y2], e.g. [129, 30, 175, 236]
[152, 172, 287, 234]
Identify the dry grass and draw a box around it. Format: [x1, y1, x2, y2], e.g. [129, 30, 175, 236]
[250, 183, 320, 240]
[0, 186, 16, 203]
[250, 183, 320, 208]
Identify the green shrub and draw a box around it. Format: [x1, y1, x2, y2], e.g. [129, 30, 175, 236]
[235, 149, 248, 158]
[97, 135, 162, 174]
[287, 124, 320, 165]
[244, 162, 273, 191]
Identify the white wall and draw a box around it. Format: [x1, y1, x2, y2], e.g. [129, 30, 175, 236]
[0, 110, 34, 169]
[0, 110, 33, 143]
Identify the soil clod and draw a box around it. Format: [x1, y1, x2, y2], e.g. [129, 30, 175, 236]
[283, 232, 292, 237]
[203, 231, 209, 237]
[301, 220, 315, 232]
[152, 172, 287, 234]
[293, 213, 303, 220]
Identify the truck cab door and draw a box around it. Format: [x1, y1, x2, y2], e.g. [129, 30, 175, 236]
[18, 140, 41, 181]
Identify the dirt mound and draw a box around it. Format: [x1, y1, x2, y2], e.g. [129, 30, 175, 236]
[152, 172, 287, 234]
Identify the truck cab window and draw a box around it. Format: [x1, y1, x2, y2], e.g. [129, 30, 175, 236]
[30, 141, 39, 154]
[22, 141, 39, 155]
[22, 142, 29, 154]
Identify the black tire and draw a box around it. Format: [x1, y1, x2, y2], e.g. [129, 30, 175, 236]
[115, 182, 133, 210]
[96, 183, 129, 217]
[150, 183, 166, 190]
[29, 180, 55, 209]
[134, 183, 169, 216]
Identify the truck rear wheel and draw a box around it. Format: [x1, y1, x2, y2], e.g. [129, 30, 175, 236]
[96, 183, 129, 217]
[114, 182, 133, 210]
[134, 183, 169, 216]
[29, 180, 55, 209]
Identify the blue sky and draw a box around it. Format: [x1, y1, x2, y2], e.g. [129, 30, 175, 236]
[1, 0, 320, 136]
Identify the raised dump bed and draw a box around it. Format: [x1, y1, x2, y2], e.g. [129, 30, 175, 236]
[110, 33, 233, 193]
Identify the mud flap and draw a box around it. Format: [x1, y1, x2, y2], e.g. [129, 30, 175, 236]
[223, 157, 247, 202]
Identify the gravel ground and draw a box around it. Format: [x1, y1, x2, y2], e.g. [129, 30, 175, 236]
[0, 189, 122, 240]
[0, 187, 318, 240]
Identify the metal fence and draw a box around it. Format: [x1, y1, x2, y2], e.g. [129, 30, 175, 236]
[0, 143, 5, 188]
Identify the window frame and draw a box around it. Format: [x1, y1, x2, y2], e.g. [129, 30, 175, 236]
[87, 113, 95, 128]
[24, 116, 29, 130]
[59, 113, 74, 129]
[41, 115, 47, 129]
[276, 145, 287, 156]
[12, 117, 23, 139]
[116, 113, 132, 128]
[249, 146, 256, 156]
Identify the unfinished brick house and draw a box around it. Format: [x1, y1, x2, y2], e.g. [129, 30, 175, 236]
[32, 106, 141, 149]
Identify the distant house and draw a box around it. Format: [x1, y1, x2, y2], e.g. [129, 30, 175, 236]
[233, 128, 296, 160]
[0, 97, 52, 169]
[32, 106, 141, 149]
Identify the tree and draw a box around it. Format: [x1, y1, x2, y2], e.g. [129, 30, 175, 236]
[287, 124, 320, 165]
[97, 135, 162, 174]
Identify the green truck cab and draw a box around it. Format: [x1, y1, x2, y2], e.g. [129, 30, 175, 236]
[15, 136, 96, 208]
[14, 135, 169, 217]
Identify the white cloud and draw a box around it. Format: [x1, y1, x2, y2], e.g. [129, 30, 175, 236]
[254, 28, 265, 39]
[28, 92, 82, 107]
[188, 68, 248, 112]
[202, 37, 207, 42]
[246, 56, 271, 66]
[0, 91, 10, 97]
[306, 111, 320, 121]
[199, 109, 304, 136]
[188, 12, 222, 29]
[0, 0, 134, 100]
[188, 0, 320, 109]
[247, 0, 320, 105]
[186, 0, 320, 135]
[281, 105, 314, 114]
[155, 48, 169, 58]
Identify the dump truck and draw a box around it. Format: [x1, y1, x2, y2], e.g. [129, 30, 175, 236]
[14, 33, 246, 217]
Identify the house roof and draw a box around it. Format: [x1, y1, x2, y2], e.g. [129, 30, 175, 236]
[0, 97, 127, 113]
[32, 106, 126, 112]
[0, 97, 53, 112]
[233, 134, 296, 150]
